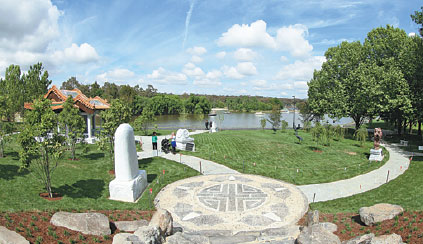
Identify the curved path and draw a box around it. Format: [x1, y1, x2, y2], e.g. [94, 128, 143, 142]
[137, 131, 411, 203]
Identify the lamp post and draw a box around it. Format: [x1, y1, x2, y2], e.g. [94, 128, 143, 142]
[292, 95, 296, 129]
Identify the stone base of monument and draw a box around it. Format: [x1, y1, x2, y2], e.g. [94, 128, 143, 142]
[369, 148, 383, 161]
[176, 142, 195, 151]
[109, 170, 148, 202]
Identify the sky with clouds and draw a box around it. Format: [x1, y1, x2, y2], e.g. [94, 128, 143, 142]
[0, 0, 421, 98]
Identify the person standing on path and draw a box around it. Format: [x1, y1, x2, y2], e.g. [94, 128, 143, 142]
[152, 131, 158, 156]
[170, 132, 176, 154]
[205, 120, 209, 130]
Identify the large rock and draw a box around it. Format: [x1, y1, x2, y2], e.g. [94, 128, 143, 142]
[134, 226, 162, 244]
[0, 226, 29, 244]
[50, 212, 111, 235]
[165, 232, 210, 244]
[319, 222, 337, 233]
[371, 233, 403, 244]
[114, 220, 148, 232]
[296, 225, 341, 244]
[306, 210, 319, 227]
[342, 233, 374, 244]
[112, 233, 143, 244]
[149, 209, 173, 237]
[359, 204, 403, 226]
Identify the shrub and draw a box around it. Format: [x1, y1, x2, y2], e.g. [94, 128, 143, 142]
[354, 126, 368, 146]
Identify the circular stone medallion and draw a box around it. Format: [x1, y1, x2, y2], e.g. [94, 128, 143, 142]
[155, 174, 308, 233]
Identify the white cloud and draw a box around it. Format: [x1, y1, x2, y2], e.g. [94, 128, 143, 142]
[52, 43, 99, 64]
[274, 56, 325, 81]
[409, 32, 417, 37]
[147, 67, 187, 84]
[222, 65, 244, 79]
[275, 24, 313, 58]
[217, 20, 314, 58]
[96, 68, 135, 83]
[234, 48, 256, 61]
[183, 62, 205, 77]
[193, 70, 222, 87]
[251, 79, 267, 87]
[280, 56, 288, 62]
[236, 62, 258, 76]
[206, 70, 222, 80]
[186, 46, 207, 56]
[191, 55, 203, 63]
[294, 81, 308, 90]
[215, 51, 226, 59]
[217, 20, 276, 48]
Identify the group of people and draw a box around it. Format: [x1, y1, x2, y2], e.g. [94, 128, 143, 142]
[205, 120, 213, 130]
[152, 131, 176, 154]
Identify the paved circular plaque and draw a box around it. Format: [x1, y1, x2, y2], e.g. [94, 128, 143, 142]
[155, 174, 308, 233]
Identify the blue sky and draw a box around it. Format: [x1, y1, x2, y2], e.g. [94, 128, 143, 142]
[0, 0, 421, 98]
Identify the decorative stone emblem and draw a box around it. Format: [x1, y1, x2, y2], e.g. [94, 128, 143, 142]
[197, 183, 267, 212]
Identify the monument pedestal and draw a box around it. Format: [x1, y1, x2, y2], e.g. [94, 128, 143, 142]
[369, 148, 383, 161]
[109, 170, 147, 202]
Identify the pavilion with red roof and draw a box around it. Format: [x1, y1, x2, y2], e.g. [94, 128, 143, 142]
[24, 85, 110, 143]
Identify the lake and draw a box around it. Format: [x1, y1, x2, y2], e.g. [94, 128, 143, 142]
[153, 112, 354, 130]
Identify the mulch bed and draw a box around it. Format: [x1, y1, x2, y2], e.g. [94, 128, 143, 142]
[298, 211, 423, 243]
[0, 210, 154, 244]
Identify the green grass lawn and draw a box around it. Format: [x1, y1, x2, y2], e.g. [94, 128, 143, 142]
[183, 130, 388, 185]
[311, 156, 423, 213]
[0, 140, 199, 212]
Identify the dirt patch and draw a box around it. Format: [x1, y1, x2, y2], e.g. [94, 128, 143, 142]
[39, 193, 63, 201]
[298, 211, 423, 243]
[345, 151, 357, 156]
[108, 170, 115, 175]
[313, 150, 323, 153]
[0, 210, 154, 244]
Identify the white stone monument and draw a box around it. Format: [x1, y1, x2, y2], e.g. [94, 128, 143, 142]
[175, 129, 195, 151]
[369, 149, 383, 161]
[109, 124, 147, 202]
[209, 114, 218, 133]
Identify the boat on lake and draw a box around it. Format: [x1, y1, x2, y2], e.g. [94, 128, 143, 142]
[255, 111, 265, 116]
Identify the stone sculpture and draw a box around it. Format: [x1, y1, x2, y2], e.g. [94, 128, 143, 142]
[109, 124, 147, 202]
[175, 129, 195, 151]
[369, 127, 383, 161]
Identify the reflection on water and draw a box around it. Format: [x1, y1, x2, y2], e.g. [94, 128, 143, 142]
[153, 113, 354, 130]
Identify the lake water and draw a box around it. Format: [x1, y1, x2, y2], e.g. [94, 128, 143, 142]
[154, 112, 354, 130]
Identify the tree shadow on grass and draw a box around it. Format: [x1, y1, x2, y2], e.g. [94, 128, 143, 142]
[138, 158, 157, 183]
[0, 164, 29, 180]
[83, 152, 105, 160]
[4, 151, 19, 159]
[308, 146, 321, 151]
[55, 179, 105, 199]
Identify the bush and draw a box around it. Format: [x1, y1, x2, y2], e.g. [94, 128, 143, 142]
[354, 126, 368, 146]
[281, 120, 288, 132]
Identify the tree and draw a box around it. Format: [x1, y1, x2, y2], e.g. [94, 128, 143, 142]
[267, 106, 281, 132]
[133, 108, 156, 136]
[61, 77, 81, 90]
[281, 120, 288, 132]
[58, 97, 86, 160]
[98, 99, 131, 164]
[184, 95, 211, 114]
[19, 98, 64, 198]
[411, 6, 423, 36]
[0, 64, 24, 121]
[260, 117, 266, 130]
[0, 95, 13, 157]
[22, 62, 51, 103]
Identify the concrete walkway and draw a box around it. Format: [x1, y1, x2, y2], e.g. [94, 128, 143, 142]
[137, 131, 411, 203]
[297, 143, 411, 202]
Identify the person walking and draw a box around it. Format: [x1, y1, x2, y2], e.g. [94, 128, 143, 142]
[152, 131, 158, 156]
[205, 120, 209, 130]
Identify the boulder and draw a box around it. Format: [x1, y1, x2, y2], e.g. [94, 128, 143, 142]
[149, 209, 173, 237]
[306, 210, 319, 227]
[134, 226, 162, 244]
[112, 233, 143, 244]
[0, 226, 29, 244]
[359, 204, 403, 226]
[319, 222, 337, 233]
[371, 233, 403, 244]
[165, 232, 210, 244]
[296, 225, 341, 244]
[114, 220, 148, 232]
[50, 212, 111, 235]
[342, 233, 374, 244]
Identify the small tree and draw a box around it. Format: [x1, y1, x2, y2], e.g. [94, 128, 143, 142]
[19, 98, 64, 198]
[354, 126, 368, 146]
[134, 108, 156, 136]
[281, 120, 288, 132]
[260, 118, 266, 130]
[311, 122, 323, 144]
[97, 99, 131, 164]
[0, 95, 14, 158]
[334, 125, 345, 141]
[58, 97, 85, 160]
[267, 106, 281, 133]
